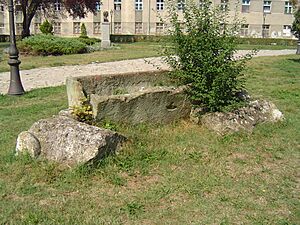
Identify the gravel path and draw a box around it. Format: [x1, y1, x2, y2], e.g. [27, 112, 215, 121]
[0, 49, 296, 94]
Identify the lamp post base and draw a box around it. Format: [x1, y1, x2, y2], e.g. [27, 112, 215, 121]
[297, 39, 300, 55]
[8, 59, 25, 95]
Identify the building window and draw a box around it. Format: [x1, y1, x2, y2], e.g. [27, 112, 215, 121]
[93, 22, 101, 34]
[262, 24, 270, 38]
[263, 1, 271, 13]
[135, 22, 143, 34]
[0, 23, 4, 33]
[157, 0, 164, 10]
[34, 23, 41, 34]
[114, 0, 121, 11]
[241, 0, 250, 13]
[16, 23, 22, 35]
[178, 0, 185, 10]
[283, 25, 291, 36]
[15, 10, 22, 21]
[135, 0, 143, 11]
[73, 22, 81, 34]
[284, 1, 292, 14]
[54, 0, 61, 11]
[114, 22, 121, 34]
[220, 0, 228, 11]
[53, 22, 61, 34]
[240, 24, 249, 36]
[95, 1, 101, 11]
[156, 22, 164, 34]
[0, 4, 4, 12]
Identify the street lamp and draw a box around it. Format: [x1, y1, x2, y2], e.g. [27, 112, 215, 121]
[7, 0, 24, 95]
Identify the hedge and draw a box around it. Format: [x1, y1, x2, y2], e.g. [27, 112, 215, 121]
[110, 34, 164, 43]
[18, 35, 87, 56]
[110, 34, 297, 46]
[0, 35, 22, 42]
[236, 37, 297, 46]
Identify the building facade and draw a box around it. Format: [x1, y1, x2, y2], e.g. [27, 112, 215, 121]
[0, 0, 297, 39]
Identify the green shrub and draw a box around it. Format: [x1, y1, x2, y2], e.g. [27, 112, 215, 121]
[162, 0, 254, 112]
[39, 20, 53, 35]
[78, 37, 101, 45]
[110, 34, 164, 43]
[237, 37, 297, 46]
[80, 23, 88, 38]
[18, 35, 87, 56]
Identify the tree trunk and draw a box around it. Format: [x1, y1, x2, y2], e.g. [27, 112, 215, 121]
[21, 24, 30, 39]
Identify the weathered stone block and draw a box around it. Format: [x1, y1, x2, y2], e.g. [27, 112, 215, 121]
[66, 71, 192, 124]
[16, 116, 126, 165]
[90, 86, 191, 124]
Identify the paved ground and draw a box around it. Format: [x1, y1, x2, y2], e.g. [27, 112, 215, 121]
[0, 49, 296, 94]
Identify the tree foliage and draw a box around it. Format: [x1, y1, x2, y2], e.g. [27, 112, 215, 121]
[292, 6, 300, 38]
[1, 0, 99, 38]
[161, 0, 255, 112]
[39, 20, 53, 35]
[80, 23, 88, 38]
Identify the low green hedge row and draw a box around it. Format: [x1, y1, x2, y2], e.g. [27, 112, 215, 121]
[110, 34, 297, 46]
[18, 35, 101, 56]
[110, 34, 164, 43]
[77, 37, 101, 46]
[236, 37, 297, 46]
[0, 35, 22, 42]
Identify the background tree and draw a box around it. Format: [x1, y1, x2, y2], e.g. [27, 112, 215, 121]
[1, 0, 99, 38]
[39, 19, 53, 35]
[79, 23, 88, 38]
[291, 0, 300, 54]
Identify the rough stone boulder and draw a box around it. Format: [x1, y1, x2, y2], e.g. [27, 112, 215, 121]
[16, 116, 126, 165]
[191, 100, 284, 135]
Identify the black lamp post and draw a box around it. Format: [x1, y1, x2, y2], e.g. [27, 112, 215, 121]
[7, 0, 24, 95]
[297, 36, 300, 55]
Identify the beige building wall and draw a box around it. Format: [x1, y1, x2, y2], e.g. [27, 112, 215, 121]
[0, 0, 296, 39]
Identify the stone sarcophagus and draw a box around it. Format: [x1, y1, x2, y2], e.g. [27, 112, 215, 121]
[66, 71, 192, 124]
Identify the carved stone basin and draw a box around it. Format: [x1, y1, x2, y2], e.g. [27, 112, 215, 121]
[66, 71, 192, 124]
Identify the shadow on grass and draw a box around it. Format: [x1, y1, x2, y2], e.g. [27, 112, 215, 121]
[288, 58, 300, 63]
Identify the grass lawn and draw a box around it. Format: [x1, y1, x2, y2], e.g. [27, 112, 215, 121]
[0, 55, 299, 224]
[0, 41, 297, 72]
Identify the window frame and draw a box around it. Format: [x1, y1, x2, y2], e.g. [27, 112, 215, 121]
[241, 0, 250, 13]
[135, 0, 143, 11]
[156, 0, 164, 10]
[263, 0, 271, 13]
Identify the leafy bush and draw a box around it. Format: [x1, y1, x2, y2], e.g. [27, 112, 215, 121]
[78, 37, 101, 45]
[39, 20, 53, 35]
[80, 23, 88, 38]
[161, 0, 254, 112]
[18, 35, 87, 55]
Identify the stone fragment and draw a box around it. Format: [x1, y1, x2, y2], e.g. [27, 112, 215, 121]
[16, 131, 41, 158]
[16, 116, 126, 165]
[196, 100, 284, 135]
